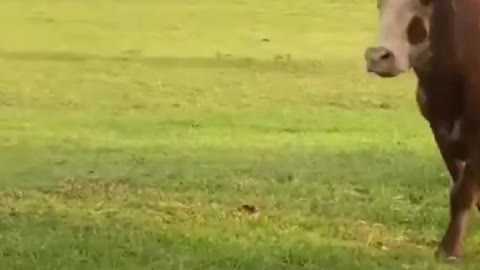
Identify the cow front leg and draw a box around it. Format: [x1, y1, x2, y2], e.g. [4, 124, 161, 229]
[432, 126, 480, 212]
[435, 162, 478, 262]
[432, 126, 464, 186]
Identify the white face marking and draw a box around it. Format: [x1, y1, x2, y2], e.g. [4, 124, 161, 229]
[376, 0, 432, 71]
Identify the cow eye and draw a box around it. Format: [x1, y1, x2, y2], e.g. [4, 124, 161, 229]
[407, 16, 427, 45]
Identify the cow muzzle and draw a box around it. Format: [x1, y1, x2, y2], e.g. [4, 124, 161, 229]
[364, 46, 400, 78]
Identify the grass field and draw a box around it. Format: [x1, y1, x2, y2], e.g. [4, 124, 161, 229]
[1, 0, 479, 269]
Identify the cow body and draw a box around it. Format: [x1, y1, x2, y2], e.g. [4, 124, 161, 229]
[364, 0, 480, 261]
[428, 0, 480, 260]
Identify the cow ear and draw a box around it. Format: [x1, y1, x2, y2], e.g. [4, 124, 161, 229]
[420, 0, 432, 5]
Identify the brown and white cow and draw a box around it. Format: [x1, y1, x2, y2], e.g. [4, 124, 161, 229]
[364, 0, 480, 262]
[365, 0, 467, 192]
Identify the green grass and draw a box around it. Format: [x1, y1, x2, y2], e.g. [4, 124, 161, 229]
[0, 0, 478, 269]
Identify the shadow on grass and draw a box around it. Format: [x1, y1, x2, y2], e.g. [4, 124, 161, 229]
[0, 211, 449, 270]
[0, 140, 446, 190]
[0, 49, 324, 73]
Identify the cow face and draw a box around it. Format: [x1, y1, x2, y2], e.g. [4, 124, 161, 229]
[364, 0, 432, 77]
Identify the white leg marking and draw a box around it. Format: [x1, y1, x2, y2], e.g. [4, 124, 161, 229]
[450, 119, 462, 142]
[451, 160, 466, 193]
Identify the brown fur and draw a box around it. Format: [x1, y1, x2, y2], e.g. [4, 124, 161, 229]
[414, 67, 467, 183]
[425, 0, 480, 261]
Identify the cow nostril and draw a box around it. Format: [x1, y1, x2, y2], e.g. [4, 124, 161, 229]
[365, 47, 395, 64]
[379, 50, 392, 60]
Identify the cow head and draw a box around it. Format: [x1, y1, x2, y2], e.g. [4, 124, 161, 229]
[364, 0, 433, 78]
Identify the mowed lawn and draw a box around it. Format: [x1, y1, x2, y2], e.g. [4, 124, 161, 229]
[0, 0, 479, 269]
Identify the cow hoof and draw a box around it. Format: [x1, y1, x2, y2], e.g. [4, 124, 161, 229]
[434, 247, 463, 264]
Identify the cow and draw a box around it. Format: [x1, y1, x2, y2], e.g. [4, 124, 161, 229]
[364, 0, 468, 197]
[364, 0, 480, 262]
